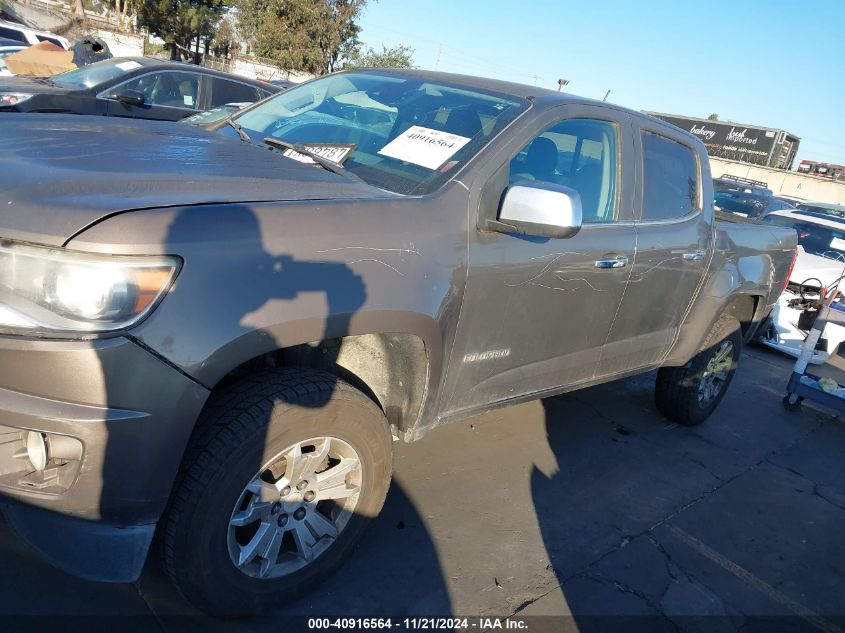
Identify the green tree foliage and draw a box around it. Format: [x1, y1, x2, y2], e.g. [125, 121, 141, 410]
[138, 0, 226, 60]
[346, 44, 415, 69]
[212, 17, 237, 57]
[236, 0, 366, 74]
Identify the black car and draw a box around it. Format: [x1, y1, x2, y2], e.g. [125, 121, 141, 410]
[714, 190, 795, 218]
[0, 57, 279, 120]
[713, 174, 772, 197]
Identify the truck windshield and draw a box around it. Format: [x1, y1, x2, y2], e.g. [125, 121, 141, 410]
[231, 70, 530, 195]
[763, 214, 845, 260]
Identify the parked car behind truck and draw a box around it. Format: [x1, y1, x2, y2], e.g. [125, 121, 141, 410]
[0, 69, 796, 615]
[0, 56, 278, 120]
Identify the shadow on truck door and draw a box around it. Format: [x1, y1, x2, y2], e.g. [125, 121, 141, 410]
[95, 205, 453, 617]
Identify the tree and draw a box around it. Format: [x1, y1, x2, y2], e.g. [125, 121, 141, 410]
[707, 113, 719, 121]
[236, 0, 366, 74]
[346, 44, 415, 69]
[212, 16, 237, 57]
[138, 0, 226, 61]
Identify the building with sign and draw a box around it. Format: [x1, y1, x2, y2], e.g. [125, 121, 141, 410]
[798, 160, 845, 182]
[648, 113, 800, 170]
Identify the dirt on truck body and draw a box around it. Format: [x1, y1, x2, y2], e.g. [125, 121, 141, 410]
[0, 69, 796, 615]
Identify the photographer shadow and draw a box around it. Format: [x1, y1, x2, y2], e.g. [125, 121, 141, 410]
[94, 204, 452, 620]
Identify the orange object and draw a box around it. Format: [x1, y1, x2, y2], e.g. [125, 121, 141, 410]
[4, 41, 76, 77]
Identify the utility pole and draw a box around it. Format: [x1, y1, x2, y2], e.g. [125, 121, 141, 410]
[602, 89, 611, 102]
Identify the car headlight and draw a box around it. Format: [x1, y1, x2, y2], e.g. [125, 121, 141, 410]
[0, 93, 33, 106]
[0, 240, 180, 336]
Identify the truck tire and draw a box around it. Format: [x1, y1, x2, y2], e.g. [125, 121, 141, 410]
[159, 368, 393, 616]
[654, 315, 742, 426]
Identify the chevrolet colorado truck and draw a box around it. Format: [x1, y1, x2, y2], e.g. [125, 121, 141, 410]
[0, 69, 797, 615]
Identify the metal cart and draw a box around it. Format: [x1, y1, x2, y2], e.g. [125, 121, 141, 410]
[784, 281, 845, 412]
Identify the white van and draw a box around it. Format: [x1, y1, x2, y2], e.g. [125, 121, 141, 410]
[0, 19, 70, 50]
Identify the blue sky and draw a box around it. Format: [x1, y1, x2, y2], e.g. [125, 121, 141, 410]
[357, 0, 844, 166]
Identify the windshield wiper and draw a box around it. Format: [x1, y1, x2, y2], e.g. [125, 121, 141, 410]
[226, 118, 251, 142]
[263, 137, 365, 184]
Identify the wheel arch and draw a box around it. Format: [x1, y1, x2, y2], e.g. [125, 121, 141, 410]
[200, 315, 440, 442]
[664, 291, 765, 366]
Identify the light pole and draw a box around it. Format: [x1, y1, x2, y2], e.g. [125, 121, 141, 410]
[557, 78, 570, 91]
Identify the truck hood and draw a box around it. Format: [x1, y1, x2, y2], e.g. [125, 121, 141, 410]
[791, 250, 845, 287]
[0, 114, 389, 245]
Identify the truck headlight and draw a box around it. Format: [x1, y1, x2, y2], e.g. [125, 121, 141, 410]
[0, 240, 180, 336]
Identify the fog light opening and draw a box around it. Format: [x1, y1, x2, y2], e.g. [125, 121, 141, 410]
[25, 432, 49, 472]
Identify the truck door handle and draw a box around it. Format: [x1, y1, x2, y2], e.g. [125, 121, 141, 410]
[682, 251, 706, 261]
[594, 256, 628, 269]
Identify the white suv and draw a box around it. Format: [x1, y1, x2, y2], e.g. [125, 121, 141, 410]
[0, 19, 70, 50]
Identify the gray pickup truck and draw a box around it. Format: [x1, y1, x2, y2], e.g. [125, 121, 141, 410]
[0, 69, 796, 615]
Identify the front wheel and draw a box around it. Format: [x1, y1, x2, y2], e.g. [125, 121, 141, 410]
[655, 316, 742, 426]
[159, 369, 393, 616]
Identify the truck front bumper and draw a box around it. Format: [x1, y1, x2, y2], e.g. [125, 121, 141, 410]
[0, 334, 209, 582]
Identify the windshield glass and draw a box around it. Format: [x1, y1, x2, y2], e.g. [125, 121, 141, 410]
[763, 214, 845, 260]
[714, 192, 768, 217]
[51, 58, 144, 89]
[183, 105, 241, 126]
[795, 203, 845, 220]
[231, 70, 530, 195]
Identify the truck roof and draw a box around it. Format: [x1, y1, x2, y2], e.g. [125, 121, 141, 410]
[345, 68, 693, 144]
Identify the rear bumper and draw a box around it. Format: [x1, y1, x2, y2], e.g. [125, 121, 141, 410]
[0, 334, 209, 581]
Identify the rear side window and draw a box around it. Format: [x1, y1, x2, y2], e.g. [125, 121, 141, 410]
[209, 78, 259, 107]
[641, 132, 699, 220]
[0, 26, 27, 43]
[35, 34, 64, 48]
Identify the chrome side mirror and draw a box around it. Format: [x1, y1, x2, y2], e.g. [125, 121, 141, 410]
[490, 181, 583, 239]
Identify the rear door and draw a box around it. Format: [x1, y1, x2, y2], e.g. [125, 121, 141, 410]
[599, 124, 711, 374]
[442, 105, 638, 416]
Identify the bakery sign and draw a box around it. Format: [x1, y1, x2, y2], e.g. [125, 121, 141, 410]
[653, 115, 777, 159]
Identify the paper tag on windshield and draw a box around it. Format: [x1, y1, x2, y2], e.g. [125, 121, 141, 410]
[115, 61, 142, 71]
[830, 237, 845, 251]
[378, 126, 471, 170]
[282, 144, 355, 165]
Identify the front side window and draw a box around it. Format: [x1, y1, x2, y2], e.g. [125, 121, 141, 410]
[120, 72, 201, 108]
[641, 132, 699, 221]
[508, 118, 618, 223]
[232, 70, 529, 195]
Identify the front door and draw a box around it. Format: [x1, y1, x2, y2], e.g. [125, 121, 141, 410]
[442, 108, 637, 417]
[105, 71, 203, 120]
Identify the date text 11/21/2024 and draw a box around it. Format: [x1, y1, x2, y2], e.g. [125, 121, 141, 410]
[307, 617, 529, 630]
